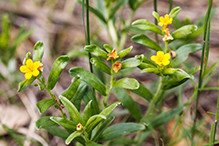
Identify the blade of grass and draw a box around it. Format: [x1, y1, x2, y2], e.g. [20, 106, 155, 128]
[193, 0, 212, 138]
[153, 0, 158, 43]
[212, 73, 219, 144]
[169, 0, 173, 13]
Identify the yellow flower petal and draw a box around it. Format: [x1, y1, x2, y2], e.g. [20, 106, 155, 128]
[20, 65, 30, 73]
[163, 60, 170, 66]
[164, 53, 171, 60]
[25, 73, 32, 79]
[150, 56, 157, 62]
[32, 70, 40, 77]
[26, 59, 33, 65]
[157, 51, 164, 57]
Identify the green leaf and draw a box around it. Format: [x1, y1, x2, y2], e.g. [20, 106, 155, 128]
[36, 99, 56, 114]
[138, 62, 156, 70]
[50, 116, 76, 130]
[86, 141, 103, 146]
[90, 58, 111, 75]
[163, 68, 192, 81]
[47, 55, 69, 90]
[113, 87, 142, 121]
[67, 50, 88, 59]
[171, 25, 198, 40]
[84, 44, 107, 59]
[66, 130, 84, 145]
[141, 106, 185, 129]
[152, 11, 160, 22]
[70, 81, 87, 111]
[131, 34, 162, 51]
[118, 46, 133, 58]
[121, 57, 142, 69]
[83, 100, 93, 123]
[85, 115, 106, 128]
[132, 19, 162, 35]
[137, 54, 156, 67]
[33, 41, 44, 62]
[169, 6, 181, 19]
[69, 67, 106, 96]
[128, 0, 147, 11]
[163, 78, 189, 90]
[62, 76, 81, 101]
[44, 125, 70, 139]
[17, 77, 36, 92]
[109, 0, 127, 19]
[78, 0, 107, 24]
[83, 84, 100, 115]
[35, 116, 57, 129]
[141, 68, 160, 74]
[59, 95, 84, 125]
[22, 52, 32, 65]
[99, 123, 145, 142]
[86, 102, 121, 133]
[92, 116, 115, 142]
[170, 43, 202, 68]
[109, 137, 136, 145]
[131, 82, 153, 101]
[113, 78, 139, 90]
[10, 26, 34, 51]
[0, 14, 9, 49]
[103, 44, 113, 53]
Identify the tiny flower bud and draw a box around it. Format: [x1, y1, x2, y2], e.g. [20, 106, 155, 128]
[107, 48, 119, 61]
[76, 123, 83, 131]
[112, 61, 122, 73]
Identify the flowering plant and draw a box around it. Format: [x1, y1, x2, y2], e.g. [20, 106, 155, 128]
[16, 1, 217, 145]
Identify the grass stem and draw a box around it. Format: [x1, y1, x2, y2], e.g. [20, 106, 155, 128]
[192, 0, 212, 138]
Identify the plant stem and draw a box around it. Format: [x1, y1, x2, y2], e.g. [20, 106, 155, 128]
[85, 0, 93, 73]
[145, 76, 163, 117]
[192, 0, 212, 138]
[153, 0, 159, 44]
[169, 0, 173, 13]
[212, 73, 219, 143]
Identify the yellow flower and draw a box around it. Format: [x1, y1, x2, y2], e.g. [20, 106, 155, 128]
[20, 59, 43, 79]
[151, 51, 171, 66]
[163, 28, 174, 41]
[107, 48, 119, 61]
[76, 123, 83, 131]
[112, 61, 122, 73]
[158, 14, 173, 30]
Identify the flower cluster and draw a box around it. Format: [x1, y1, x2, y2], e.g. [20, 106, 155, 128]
[158, 14, 174, 41]
[107, 48, 122, 73]
[20, 59, 43, 79]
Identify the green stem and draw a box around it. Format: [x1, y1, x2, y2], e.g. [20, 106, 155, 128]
[85, 0, 93, 73]
[154, 0, 159, 43]
[193, 0, 212, 138]
[118, 11, 135, 51]
[212, 73, 219, 143]
[164, 41, 168, 53]
[145, 76, 163, 117]
[169, 0, 173, 13]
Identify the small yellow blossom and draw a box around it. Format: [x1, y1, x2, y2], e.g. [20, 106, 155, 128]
[112, 61, 122, 73]
[20, 59, 43, 79]
[151, 51, 171, 66]
[163, 28, 174, 41]
[107, 48, 119, 61]
[76, 123, 83, 131]
[158, 14, 173, 27]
